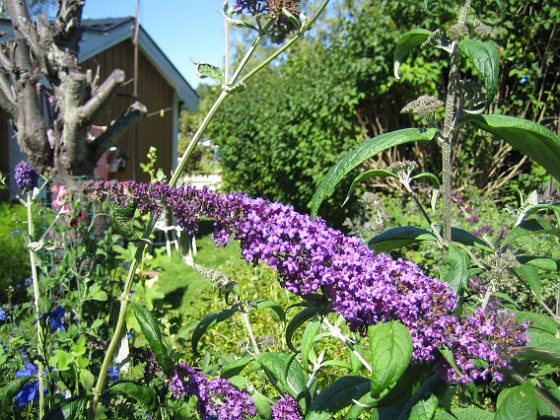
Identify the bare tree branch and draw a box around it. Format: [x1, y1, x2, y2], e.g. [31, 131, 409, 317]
[90, 101, 148, 157]
[79, 69, 125, 123]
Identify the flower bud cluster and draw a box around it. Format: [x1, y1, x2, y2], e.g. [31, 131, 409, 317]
[14, 161, 39, 191]
[83, 180, 529, 383]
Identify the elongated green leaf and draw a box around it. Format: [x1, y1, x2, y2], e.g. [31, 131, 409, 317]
[368, 226, 436, 252]
[221, 355, 255, 379]
[0, 376, 35, 413]
[512, 311, 558, 335]
[440, 245, 469, 293]
[438, 347, 463, 380]
[307, 376, 370, 420]
[394, 29, 432, 79]
[503, 218, 560, 246]
[109, 381, 157, 411]
[286, 306, 318, 353]
[343, 169, 398, 206]
[511, 264, 541, 299]
[257, 352, 307, 399]
[411, 172, 441, 188]
[369, 321, 413, 396]
[43, 396, 88, 420]
[311, 128, 438, 216]
[255, 299, 285, 322]
[252, 390, 272, 418]
[191, 309, 237, 356]
[368, 226, 492, 252]
[409, 394, 439, 420]
[495, 382, 537, 420]
[112, 201, 138, 241]
[301, 316, 322, 369]
[520, 347, 560, 367]
[465, 114, 560, 182]
[458, 39, 500, 105]
[131, 302, 174, 375]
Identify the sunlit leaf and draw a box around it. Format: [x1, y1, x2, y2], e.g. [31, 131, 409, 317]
[394, 29, 432, 79]
[465, 114, 560, 182]
[109, 381, 157, 411]
[256, 352, 307, 399]
[369, 321, 413, 395]
[195, 62, 224, 84]
[458, 39, 500, 105]
[440, 245, 469, 293]
[495, 382, 537, 420]
[311, 128, 438, 216]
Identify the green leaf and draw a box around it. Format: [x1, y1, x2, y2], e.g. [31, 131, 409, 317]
[458, 39, 500, 105]
[343, 169, 398, 206]
[221, 355, 255, 379]
[494, 382, 537, 420]
[195, 62, 224, 84]
[306, 376, 370, 420]
[79, 369, 95, 391]
[439, 245, 469, 293]
[409, 394, 439, 420]
[301, 315, 322, 369]
[109, 381, 157, 411]
[252, 390, 272, 418]
[286, 306, 318, 353]
[437, 347, 463, 380]
[502, 218, 560, 246]
[411, 172, 441, 188]
[368, 226, 493, 252]
[311, 128, 438, 216]
[369, 321, 413, 395]
[512, 311, 558, 335]
[464, 114, 560, 183]
[191, 308, 238, 356]
[112, 201, 138, 241]
[43, 397, 88, 420]
[256, 352, 307, 399]
[0, 376, 35, 413]
[132, 302, 175, 375]
[254, 299, 285, 322]
[394, 29, 432, 79]
[511, 264, 541, 300]
[368, 226, 436, 252]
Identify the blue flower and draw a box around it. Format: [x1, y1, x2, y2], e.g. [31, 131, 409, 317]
[41, 306, 66, 331]
[14, 363, 43, 408]
[107, 366, 120, 382]
[14, 382, 39, 408]
[0, 308, 5, 322]
[9, 229, 20, 237]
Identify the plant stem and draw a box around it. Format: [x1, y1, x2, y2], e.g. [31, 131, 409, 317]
[440, 0, 472, 243]
[26, 195, 45, 418]
[322, 318, 372, 374]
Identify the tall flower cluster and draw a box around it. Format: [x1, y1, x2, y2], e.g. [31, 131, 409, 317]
[231, 0, 301, 43]
[83, 180, 529, 383]
[169, 362, 256, 420]
[14, 161, 39, 191]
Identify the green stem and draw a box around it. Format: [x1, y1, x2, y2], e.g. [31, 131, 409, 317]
[27, 195, 45, 418]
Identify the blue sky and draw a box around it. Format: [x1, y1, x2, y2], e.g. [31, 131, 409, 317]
[82, 1, 226, 89]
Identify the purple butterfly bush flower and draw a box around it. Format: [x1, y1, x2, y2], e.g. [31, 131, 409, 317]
[83, 180, 529, 383]
[169, 362, 256, 420]
[272, 395, 302, 420]
[14, 161, 39, 191]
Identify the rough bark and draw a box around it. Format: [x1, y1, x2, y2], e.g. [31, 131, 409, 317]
[0, 0, 147, 176]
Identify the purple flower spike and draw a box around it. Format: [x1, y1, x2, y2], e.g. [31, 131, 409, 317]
[14, 161, 39, 191]
[272, 395, 302, 420]
[83, 180, 529, 384]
